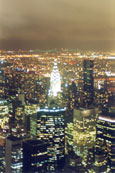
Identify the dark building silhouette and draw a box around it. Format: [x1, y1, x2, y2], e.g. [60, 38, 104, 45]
[83, 59, 94, 107]
[23, 139, 48, 173]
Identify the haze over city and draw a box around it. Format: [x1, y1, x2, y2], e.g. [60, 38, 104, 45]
[0, 0, 115, 51]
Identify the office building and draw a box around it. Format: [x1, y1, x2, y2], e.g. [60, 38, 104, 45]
[68, 81, 78, 111]
[0, 137, 5, 172]
[73, 107, 98, 168]
[65, 122, 73, 154]
[36, 60, 65, 171]
[23, 139, 48, 172]
[24, 103, 39, 136]
[0, 99, 9, 130]
[5, 136, 23, 173]
[0, 69, 5, 98]
[83, 59, 94, 107]
[37, 108, 65, 171]
[95, 108, 115, 173]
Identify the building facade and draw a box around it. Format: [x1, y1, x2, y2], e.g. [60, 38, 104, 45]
[73, 107, 98, 169]
[5, 136, 23, 173]
[95, 110, 115, 173]
[23, 139, 48, 172]
[37, 108, 65, 171]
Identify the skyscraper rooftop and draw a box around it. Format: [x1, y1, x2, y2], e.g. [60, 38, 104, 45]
[49, 59, 61, 97]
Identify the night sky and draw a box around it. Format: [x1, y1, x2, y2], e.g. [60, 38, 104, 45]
[0, 0, 115, 51]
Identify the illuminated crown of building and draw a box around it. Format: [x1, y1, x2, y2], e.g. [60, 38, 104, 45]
[49, 59, 61, 97]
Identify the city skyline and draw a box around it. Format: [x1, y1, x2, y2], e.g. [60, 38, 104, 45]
[0, 49, 115, 172]
[0, 1, 115, 172]
[0, 0, 115, 51]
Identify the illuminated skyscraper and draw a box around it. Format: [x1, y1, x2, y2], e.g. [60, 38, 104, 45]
[37, 108, 65, 171]
[0, 100, 10, 172]
[72, 59, 98, 170]
[49, 59, 61, 97]
[95, 108, 115, 173]
[48, 59, 63, 107]
[73, 107, 98, 169]
[0, 99, 9, 130]
[36, 60, 65, 171]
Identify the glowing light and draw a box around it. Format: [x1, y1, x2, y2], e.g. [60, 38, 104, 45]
[0, 100, 7, 104]
[99, 116, 115, 123]
[105, 71, 115, 77]
[108, 56, 115, 60]
[37, 107, 66, 112]
[98, 80, 104, 89]
[49, 59, 61, 97]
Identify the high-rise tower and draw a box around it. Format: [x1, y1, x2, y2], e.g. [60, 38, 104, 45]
[34, 59, 65, 172]
[48, 59, 63, 107]
[83, 59, 94, 107]
[73, 108, 98, 168]
[95, 107, 115, 173]
[5, 136, 23, 173]
[49, 59, 61, 97]
[72, 59, 98, 171]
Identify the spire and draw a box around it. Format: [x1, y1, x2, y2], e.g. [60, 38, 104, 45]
[49, 59, 61, 97]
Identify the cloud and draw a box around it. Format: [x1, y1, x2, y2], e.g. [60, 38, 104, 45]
[0, 0, 115, 50]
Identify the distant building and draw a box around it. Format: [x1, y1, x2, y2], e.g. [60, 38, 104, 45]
[95, 87, 112, 113]
[68, 81, 78, 111]
[83, 59, 94, 107]
[0, 99, 9, 130]
[0, 69, 5, 98]
[18, 93, 25, 106]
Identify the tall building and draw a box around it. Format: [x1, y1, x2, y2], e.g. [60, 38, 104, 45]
[0, 99, 9, 130]
[73, 107, 98, 169]
[0, 68, 5, 98]
[48, 59, 63, 107]
[71, 59, 98, 171]
[83, 59, 94, 107]
[65, 122, 73, 154]
[5, 136, 23, 173]
[37, 108, 65, 171]
[95, 82, 112, 113]
[36, 60, 65, 171]
[49, 59, 61, 97]
[24, 103, 39, 136]
[68, 81, 78, 111]
[23, 139, 49, 172]
[95, 107, 115, 173]
[0, 137, 5, 173]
